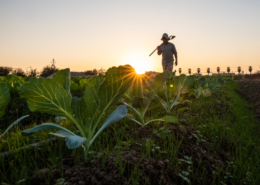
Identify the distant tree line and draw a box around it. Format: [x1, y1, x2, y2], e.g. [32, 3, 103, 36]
[0, 65, 106, 78]
[0, 65, 59, 78]
[84, 68, 106, 76]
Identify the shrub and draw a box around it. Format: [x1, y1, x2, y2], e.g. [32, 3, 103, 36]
[40, 65, 59, 78]
[0, 66, 12, 76]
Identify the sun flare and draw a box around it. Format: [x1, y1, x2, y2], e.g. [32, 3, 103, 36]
[123, 53, 154, 74]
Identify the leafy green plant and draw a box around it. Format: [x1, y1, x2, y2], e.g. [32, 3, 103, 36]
[188, 75, 213, 99]
[0, 74, 30, 98]
[124, 72, 178, 127]
[0, 82, 29, 137]
[20, 65, 136, 160]
[155, 74, 194, 114]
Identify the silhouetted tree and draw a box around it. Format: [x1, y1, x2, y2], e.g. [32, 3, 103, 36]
[28, 69, 39, 78]
[40, 65, 59, 77]
[217, 67, 220, 74]
[178, 68, 182, 74]
[12, 68, 26, 77]
[84, 69, 98, 75]
[98, 68, 106, 75]
[238, 66, 241, 74]
[188, 68, 191, 75]
[0, 66, 12, 76]
[207, 68, 210, 76]
[227, 67, 230, 74]
[197, 68, 200, 74]
[40, 59, 59, 77]
[249, 66, 252, 75]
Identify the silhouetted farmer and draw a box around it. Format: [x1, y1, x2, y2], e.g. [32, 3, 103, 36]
[157, 33, 178, 72]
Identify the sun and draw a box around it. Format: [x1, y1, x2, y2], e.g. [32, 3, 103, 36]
[123, 53, 154, 74]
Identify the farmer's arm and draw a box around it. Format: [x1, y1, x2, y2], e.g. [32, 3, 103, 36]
[157, 46, 162, 55]
[174, 53, 178, 66]
[172, 44, 178, 66]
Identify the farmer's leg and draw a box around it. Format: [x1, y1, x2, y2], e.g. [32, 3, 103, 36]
[162, 62, 167, 71]
[167, 62, 173, 72]
[163, 62, 173, 72]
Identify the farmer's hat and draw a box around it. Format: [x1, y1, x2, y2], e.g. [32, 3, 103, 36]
[161, 33, 170, 40]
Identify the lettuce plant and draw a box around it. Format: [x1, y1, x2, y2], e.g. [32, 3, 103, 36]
[0, 74, 30, 97]
[155, 74, 194, 114]
[188, 75, 216, 99]
[20, 65, 136, 160]
[125, 72, 178, 127]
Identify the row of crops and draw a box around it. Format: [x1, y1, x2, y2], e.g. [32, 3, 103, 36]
[0, 74, 93, 98]
[0, 65, 227, 160]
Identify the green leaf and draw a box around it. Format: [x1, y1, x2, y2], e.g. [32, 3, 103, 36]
[22, 123, 75, 136]
[90, 105, 128, 145]
[174, 74, 194, 93]
[65, 135, 86, 149]
[145, 116, 178, 125]
[54, 116, 66, 123]
[0, 115, 29, 137]
[202, 88, 211, 97]
[0, 83, 10, 118]
[49, 130, 74, 138]
[52, 69, 71, 93]
[132, 75, 144, 97]
[83, 76, 102, 120]
[29, 77, 45, 83]
[15, 179, 26, 184]
[124, 103, 141, 118]
[179, 173, 191, 184]
[72, 97, 89, 124]
[98, 65, 136, 111]
[157, 116, 178, 123]
[20, 79, 73, 119]
[79, 78, 89, 90]
[70, 81, 80, 92]
[146, 71, 170, 98]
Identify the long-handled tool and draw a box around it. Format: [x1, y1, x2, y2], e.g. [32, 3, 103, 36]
[149, 35, 176, 56]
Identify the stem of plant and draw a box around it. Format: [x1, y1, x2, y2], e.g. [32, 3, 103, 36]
[84, 144, 89, 161]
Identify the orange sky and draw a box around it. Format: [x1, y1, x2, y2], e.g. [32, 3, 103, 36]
[0, 0, 260, 74]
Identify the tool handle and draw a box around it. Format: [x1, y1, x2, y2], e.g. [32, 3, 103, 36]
[149, 48, 158, 56]
[149, 35, 176, 57]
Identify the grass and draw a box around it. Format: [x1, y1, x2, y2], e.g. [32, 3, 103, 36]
[1, 80, 260, 184]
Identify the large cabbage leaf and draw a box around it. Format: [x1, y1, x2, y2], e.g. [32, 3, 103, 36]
[20, 79, 73, 118]
[52, 69, 71, 93]
[20, 69, 75, 123]
[98, 65, 136, 111]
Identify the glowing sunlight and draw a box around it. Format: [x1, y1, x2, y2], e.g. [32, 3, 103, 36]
[123, 53, 154, 74]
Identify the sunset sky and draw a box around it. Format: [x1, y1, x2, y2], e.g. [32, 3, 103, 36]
[0, 0, 260, 74]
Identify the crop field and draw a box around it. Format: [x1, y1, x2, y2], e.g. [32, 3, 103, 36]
[0, 65, 260, 185]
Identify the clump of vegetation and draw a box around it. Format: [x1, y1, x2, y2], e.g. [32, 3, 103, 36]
[13, 65, 136, 161]
[0, 65, 260, 185]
